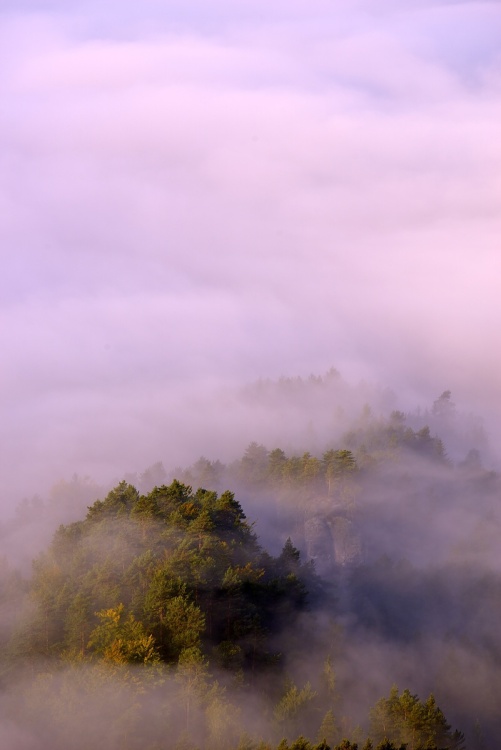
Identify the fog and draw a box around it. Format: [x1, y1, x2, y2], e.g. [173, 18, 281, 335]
[1, 0, 501, 506]
[1, 3, 501, 748]
[2, 376, 500, 744]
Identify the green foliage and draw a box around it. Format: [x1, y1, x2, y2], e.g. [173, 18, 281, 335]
[323, 450, 357, 495]
[370, 686, 463, 750]
[20, 481, 311, 677]
[274, 679, 317, 738]
[320, 655, 338, 702]
[176, 646, 210, 734]
[289, 737, 313, 750]
[239, 443, 270, 486]
[205, 685, 241, 750]
[88, 603, 160, 664]
[4, 425, 470, 750]
[317, 709, 339, 747]
[334, 740, 358, 750]
[219, 438, 363, 514]
[86, 481, 140, 520]
[314, 741, 331, 750]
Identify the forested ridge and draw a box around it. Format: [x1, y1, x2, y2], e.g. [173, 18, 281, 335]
[0, 377, 499, 749]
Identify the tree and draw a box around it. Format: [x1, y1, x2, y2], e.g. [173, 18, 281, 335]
[290, 737, 313, 750]
[274, 680, 317, 737]
[300, 453, 322, 488]
[278, 538, 301, 574]
[64, 592, 93, 659]
[369, 687, 464, 750]
[432, 391, 455, 419]
[317, 709, 339, 747]
[320, 655, 338, 704]
[267, 449, 288, 487]
[323, 450, 357, 495]
[86, 481, 140, 520]
[163, 595, 205, 660]
[175, 646, 209, 734]
[87, 604, 159, 665]
[205, 685, 240, 750]
[240, 443, 269, 485]
[138, 461, 167, 493]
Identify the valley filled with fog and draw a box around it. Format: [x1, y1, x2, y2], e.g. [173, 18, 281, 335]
[1, 371, 500, 748]
[1, 1, 500, 748]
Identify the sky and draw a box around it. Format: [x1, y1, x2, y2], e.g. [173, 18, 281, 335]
[1, 0, 501, 503]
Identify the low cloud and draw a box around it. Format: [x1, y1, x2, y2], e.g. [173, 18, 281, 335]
[1, 1, 501, 501]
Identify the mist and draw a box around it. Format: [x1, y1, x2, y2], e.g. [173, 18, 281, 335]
[2, 375, 501, 747]
[1, 0, 501, 506]
[1, 2, 501, 749]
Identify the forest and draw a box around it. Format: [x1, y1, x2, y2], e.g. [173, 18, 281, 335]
[0, 372, 499, 750]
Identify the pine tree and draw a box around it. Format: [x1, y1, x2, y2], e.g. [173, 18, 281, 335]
[317, 710, 339, 748]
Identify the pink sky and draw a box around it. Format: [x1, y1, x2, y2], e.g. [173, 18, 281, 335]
[1, 1, 501, 502]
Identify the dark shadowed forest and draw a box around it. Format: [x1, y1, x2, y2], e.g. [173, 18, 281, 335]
[0, 371, 499, 749]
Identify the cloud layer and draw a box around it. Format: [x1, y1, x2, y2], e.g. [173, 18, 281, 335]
[1, 1, 501, 501]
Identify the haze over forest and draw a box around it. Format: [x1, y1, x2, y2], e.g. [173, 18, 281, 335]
[1, 1, 501, 749]
[2, 0, 501, 504]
